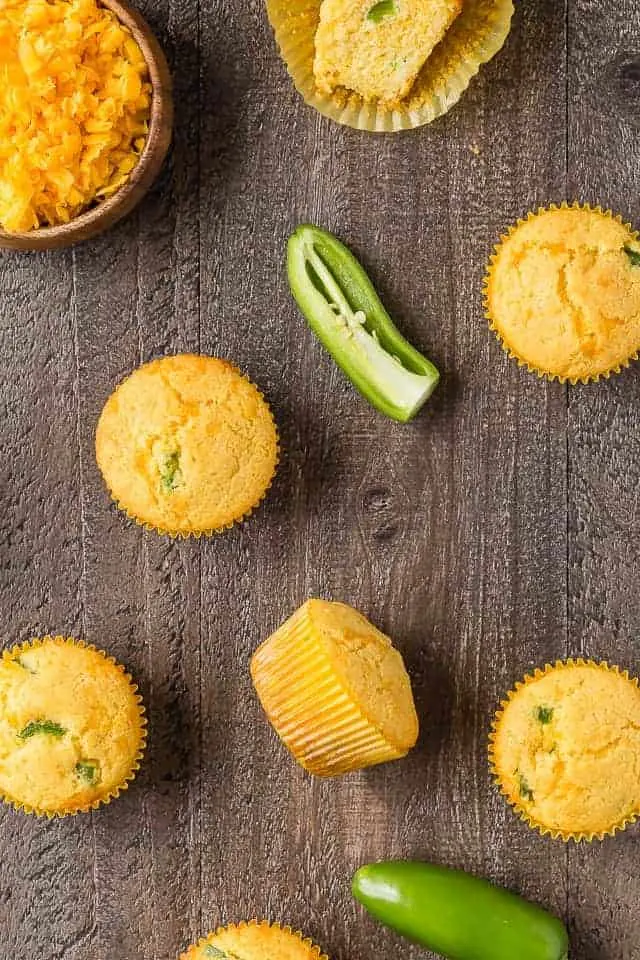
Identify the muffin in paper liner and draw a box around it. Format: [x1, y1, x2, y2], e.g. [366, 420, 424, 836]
[180, 920, 329, 960]
[265, 0, 514, 131]
[95, 354, 279, 538]
[489, 659, 640, 842]
[484, 202, 640, 384]
[250, 599, 419, 777]
[0, 636, 146, 817]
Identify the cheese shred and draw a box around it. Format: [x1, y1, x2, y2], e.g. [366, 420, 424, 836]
[0, 0, 152, 233]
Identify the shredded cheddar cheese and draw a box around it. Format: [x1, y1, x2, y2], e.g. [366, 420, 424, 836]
[0, 0, 152, 233]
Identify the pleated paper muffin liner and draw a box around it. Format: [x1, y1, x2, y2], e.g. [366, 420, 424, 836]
[483, 201, 640, 384]
[0, 636, 146, 818]
[251, 605, 409, 776]
[489, 658, 640, 842]
[180, 920, 329, 960]
[98, 358, 280, 538]
[266, 0, 514, 131]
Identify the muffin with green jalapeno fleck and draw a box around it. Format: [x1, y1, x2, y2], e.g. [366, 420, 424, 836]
[0, 637, 146, 816]
[95, 354, 279, 537]
[266, 0, 513, 131]
[180, 920, 328, 960]
[490, 659, 640, 841]
[484, 203, 640, 382]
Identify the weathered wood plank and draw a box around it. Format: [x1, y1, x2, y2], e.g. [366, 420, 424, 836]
[196, 4, 570, 960]
[0, 249, 96, 957]
[2, 0, 640, 957]
[69, 34, 202, 960]
[567, 2, 640, 957]
[68, 0, 202, 954]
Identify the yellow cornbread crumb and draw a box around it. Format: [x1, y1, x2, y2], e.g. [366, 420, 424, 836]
[180, 921, 328, 960]
[0, 637, 145, 816]
[313, 0, 462, 104]
[95, 355, 279, 536]
[490, 660, 640, 840]
[251, 599, 419, 776]
[0, 0, 151, 233]
[485, 205, 640, 382]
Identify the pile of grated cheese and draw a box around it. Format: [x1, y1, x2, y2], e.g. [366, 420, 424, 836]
[0, 0, 152, 233]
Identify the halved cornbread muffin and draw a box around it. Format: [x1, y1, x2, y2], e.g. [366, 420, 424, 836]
[313, 0, 462, 104]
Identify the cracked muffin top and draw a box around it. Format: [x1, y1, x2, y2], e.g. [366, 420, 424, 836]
[486, 205, 640, 382]
[95, 354, 278, 536]
[0, 637, 144, 816]
[180, 920, 327, 960]
[490, 661, 640, 839]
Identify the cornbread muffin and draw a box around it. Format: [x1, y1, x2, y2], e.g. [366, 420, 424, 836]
[0, 637, 145, 816]
[490, 660, 640, 841]
[95, 355, 278, 536]
[314, 0, 462, 104]
[251, 599, 419, 776]
[267, 0, 513, 131]
[485, 204, 640, 382]
[180, 921, 328, 960]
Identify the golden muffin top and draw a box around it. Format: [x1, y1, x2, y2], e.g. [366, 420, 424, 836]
[486, 206, 640, 381]
[313, 0, 461, 104]
[0, 638, 144, 815]
[95, 355, 278, 535]
[181, 922, 326, 960]
[302, 599, 418, 752]
[491, 661, 640, 838]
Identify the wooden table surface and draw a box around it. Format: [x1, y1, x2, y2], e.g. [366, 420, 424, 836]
[1, 1, 640, 957]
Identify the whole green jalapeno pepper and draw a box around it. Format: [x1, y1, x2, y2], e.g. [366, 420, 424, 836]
[352, 861, 569, 960]
[286, 225, 440, 423]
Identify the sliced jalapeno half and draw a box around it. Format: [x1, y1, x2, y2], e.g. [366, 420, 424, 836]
[287, 224, 440, 423]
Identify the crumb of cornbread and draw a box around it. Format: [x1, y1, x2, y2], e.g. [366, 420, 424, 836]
[491, 662, 640, 837]
[0, 638, 144, 814]
[313, 0, 462, 105]
[95, 355, 279, 535]
[251, 599, 419, 774]
[486, 206, 640, 381]
[0, 0, 151, 233]
[180, 921, 327, 960]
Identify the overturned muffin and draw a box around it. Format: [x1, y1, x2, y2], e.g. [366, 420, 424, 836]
[313, 0, 462, 104]
[251, 598, 419, 776]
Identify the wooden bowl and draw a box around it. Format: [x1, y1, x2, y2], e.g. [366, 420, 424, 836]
[0, 0, 173, 251]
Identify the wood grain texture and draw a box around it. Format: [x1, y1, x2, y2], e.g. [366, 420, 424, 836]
[0, 0, 638, 957]
[567, 2, 640, 958]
